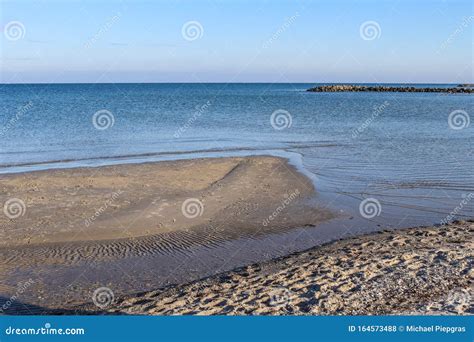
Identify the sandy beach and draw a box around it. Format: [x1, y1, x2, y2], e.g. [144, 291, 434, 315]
[95, 221, 473, 316]
[0, 156, 331, 246]
[1, 156, 472, 315]
[2, 1, 473, 339]
[0, 156, 334, 312]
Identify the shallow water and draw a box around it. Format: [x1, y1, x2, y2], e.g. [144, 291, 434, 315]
[0, 83, 473, 311]
[1, 83, 472, 225]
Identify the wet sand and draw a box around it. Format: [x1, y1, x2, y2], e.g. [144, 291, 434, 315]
[0, 156, 333, 312]
[97, 221, 473, 315]
[1, 156, 471, 315]
[0, 156, 330, 246]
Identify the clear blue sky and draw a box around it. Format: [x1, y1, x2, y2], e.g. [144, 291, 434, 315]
[1, 0, 472, 83]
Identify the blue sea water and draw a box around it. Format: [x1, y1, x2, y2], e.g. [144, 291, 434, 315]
[0, 83, 473, 232]
[1, 83, 473, 308]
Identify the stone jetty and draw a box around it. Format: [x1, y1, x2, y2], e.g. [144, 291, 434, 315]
[307, 85, 474, 93]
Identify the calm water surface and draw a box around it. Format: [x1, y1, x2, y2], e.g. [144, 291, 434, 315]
[1, 83, 472, 227]
[0, 83, 472, 310]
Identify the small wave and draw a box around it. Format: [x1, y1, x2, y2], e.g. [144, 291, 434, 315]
[0, 147, 271, 169]
[0, 144, 330, 177]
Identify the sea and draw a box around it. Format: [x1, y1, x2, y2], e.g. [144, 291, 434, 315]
[0, 83, 472, 307]
[1, 83, 472, 226]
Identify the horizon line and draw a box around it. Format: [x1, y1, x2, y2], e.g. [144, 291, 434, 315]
[0, 81, 470, 85]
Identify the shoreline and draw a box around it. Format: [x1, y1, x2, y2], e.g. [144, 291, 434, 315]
[1, 155, 471, 315]
[89, 220, 473, 316]
[0, 155, 336, 313]
[0, 155, 332, 246]
[15, 220, 471, 315]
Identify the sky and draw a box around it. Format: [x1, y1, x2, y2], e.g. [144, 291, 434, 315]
[1, 0, 473, 83]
